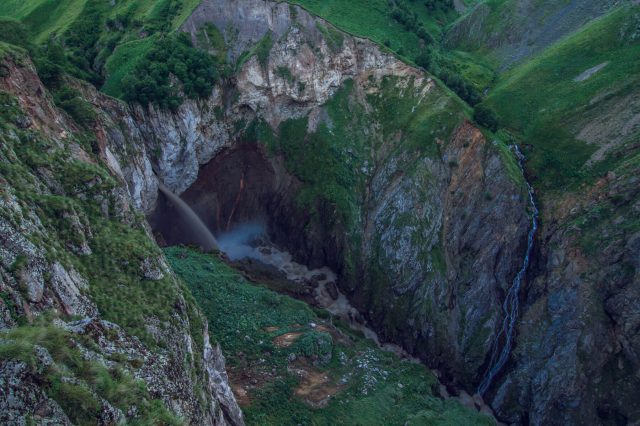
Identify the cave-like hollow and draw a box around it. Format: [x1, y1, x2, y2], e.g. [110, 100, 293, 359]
[149, 141, 340, 272]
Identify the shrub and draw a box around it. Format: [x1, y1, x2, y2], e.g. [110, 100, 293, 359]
[275, 65, 293, 82]
[53, 87, 96, 127]
[474, 104, 499, 132]
[0, 18, 34, 51]
[121, 33, 218, 110]
[292, 331, 333, 359]
[255, 31, 274, 69]
[415, 49, 433, 70]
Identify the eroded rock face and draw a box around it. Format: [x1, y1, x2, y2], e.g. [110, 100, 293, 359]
[7, 0, 633, 424]
[357, 122, 529, 386]
[0, 55, 243, 425]
[0, 358, 73, 425]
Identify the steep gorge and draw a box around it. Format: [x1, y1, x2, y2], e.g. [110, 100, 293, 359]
[1, 0, 638, 424]
[102, 0, 531, 407]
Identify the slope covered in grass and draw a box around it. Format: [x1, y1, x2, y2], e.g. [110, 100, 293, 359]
[445, 0, 622, 68]
[285, 0, 457, 63]
[0, 0, 206, 93]
[0, 0, 87, 44]
[101, 36, 158, 98]
[484, 4, 640, 191]
[166, 247, 495, 426]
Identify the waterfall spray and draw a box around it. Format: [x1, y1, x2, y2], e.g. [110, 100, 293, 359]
[157, 183, 220, 251]
[477, 145, 539, 396]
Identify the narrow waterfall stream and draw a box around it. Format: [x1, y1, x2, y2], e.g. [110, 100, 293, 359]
[158, 183, 220, 251]
[477, 145, 539, 396]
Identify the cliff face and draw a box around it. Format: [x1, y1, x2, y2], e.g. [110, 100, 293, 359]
[136, 2, 640, 423]
[488, 144, 640, 425]
[0, 50, 243, 425]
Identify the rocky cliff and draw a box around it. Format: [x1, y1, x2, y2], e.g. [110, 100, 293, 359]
[490, 164, 640, 424]
[0, 47, 243, 425]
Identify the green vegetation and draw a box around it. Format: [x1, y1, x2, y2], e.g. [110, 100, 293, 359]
[120, 33, 218, 110]
[0, 18, 36, 51]
[250, 80, 368, 229]
[102, 36, 158, 99]
[248, 75, 466, 233]
[275, 65, 293, 82]
[0, 0, 87, 44]
[285, 0, 456, 60]
[255, 31, 274, 69]
[0, 324, 180, 425]
[235, 31, 274, 71]
[165, 246, 494, 426]
[367, 75, 467, 154]
[196, 22, 227, 62]
[286, 0, 482, 105]
[473, 103, 498, 132]
[0, 88, 196, 349]
[0, 0, 210, 104]
[53, 86, 96, 127]
[484, 4, 640, 190]
[315, 22, 344, 53]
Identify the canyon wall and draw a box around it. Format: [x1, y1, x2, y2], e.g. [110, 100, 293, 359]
[0, 51, 243, 425]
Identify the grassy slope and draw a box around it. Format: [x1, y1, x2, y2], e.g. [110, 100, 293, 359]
[0, 0, 87, 43]
[101, 35, 158, 98]
[165, 246, 494, 426]
[0, 0, 202, 96]
[100, 0, 203, 97]
[484, 4, 640, 191]
[285, 0, 457, 61]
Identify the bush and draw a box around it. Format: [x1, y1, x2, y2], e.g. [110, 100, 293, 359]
[53, 87, 96, 127]
[415, 49, 433, 70]
[0, 18, 34, 51]
[438, 68, 481, 105]
[121, 33, 218, 110]
[63, 1, 104, 85]
[389, 0, 442, 44]
[474, 104, 499, 132]
[292, 331, 333, 359]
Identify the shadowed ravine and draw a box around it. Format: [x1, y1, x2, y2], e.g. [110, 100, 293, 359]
[477, 145, 539, 396]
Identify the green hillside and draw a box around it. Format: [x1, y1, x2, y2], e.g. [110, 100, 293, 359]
[286, 0, 457, 60]
[166, 247, 494, 426]
[0, 0, 204, 89]
[0, 0, 87, 43]
[484, 4, 640, 191]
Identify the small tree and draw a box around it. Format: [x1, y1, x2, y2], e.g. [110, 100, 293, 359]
[474, 104, 499, 132]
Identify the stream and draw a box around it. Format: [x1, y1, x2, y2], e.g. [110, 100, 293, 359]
[477, 145, 539, 396]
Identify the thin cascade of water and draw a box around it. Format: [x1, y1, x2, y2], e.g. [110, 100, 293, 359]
[158, 183, 220, 251]
[477, 145, 539, 396]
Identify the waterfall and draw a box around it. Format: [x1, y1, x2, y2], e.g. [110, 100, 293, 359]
[158, 183, 220, 251]
[477, 145, 539, 396]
